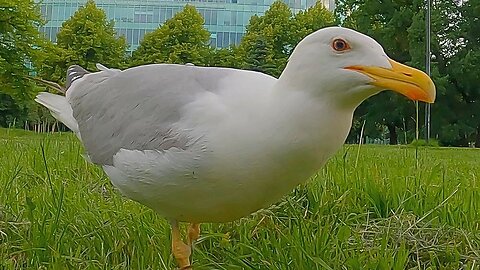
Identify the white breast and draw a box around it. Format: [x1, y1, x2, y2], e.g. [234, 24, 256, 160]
[104, 86, 353, 223]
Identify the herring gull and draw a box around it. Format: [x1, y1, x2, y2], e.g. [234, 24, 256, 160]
[36, 27, 435, 269]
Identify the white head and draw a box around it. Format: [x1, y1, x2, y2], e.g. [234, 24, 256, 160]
[280, 27, 435, 108]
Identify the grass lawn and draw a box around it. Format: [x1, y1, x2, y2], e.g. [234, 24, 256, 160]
[1, 128, 479, 269]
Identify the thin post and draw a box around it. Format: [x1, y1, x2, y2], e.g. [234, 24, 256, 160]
[425, 0, 431, 142]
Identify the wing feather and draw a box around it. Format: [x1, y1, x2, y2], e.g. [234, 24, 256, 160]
[67, 64, 263, 165]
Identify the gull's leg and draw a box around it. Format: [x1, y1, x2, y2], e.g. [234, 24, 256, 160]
[171, 221, 191, 270]
[188, 223, 201, 246]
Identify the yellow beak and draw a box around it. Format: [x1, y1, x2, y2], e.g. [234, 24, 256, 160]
[345, 59, 436, 103]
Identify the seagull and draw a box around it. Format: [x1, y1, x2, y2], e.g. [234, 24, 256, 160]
[35, 27, 435, 269]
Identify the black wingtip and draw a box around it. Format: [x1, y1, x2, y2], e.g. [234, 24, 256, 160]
[66, 65, 89, 89]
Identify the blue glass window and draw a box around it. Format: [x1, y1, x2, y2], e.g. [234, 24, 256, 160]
[37, 0, 332, 50]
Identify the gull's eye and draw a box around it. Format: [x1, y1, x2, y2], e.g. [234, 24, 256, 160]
[332, 39, 350, 52]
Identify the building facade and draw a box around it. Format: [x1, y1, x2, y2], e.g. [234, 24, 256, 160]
[38, 0, 335, 51]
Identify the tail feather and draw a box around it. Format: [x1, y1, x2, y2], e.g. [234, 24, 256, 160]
[35, 92, 79, 133]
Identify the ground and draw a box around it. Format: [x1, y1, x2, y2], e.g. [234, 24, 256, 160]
[0, 128, 479, 269]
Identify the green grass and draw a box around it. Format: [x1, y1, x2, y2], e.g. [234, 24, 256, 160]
[1, 128, 479, 269]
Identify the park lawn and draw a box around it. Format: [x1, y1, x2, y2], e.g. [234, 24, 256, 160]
[0, 129, 479, 269]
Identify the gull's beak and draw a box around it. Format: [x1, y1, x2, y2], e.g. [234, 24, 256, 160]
[345, 59, 436, 103]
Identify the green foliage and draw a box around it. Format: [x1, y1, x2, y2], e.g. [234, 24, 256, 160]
[337, 0, 421, 145]
[208, 46, 241, 68]
[236, 1, 335, 77]
[236, 1, 294, 77]
[37, 41, 71, 83]
[409, 138, 440, 147]
[292, 1, 336, 44]
[242, 32, 278, 74]
[40, 0, 126, 81]
[336, 0, 480, 147]
[0, 0, 43, 126]
[444, 0, 480, 146]
[0, 93, 24, 127]
[405, 1, 463, 147]
[132, 5, 211, 66]
[1, 132, 479, 268]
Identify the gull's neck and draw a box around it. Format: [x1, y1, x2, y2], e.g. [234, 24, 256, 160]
[265, 80, 354, 165]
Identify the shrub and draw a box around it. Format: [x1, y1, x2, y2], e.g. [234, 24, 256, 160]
[409, 139, 440, 147]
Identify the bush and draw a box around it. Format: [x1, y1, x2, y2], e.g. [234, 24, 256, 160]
[409, 139, 440, 147]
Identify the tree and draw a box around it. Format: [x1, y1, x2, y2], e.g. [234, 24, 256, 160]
[446, 0, 480, 146]
[292, 1, 336, 45]
[336, 0, 426, 144]
[237, 1, 294, 77]
[244, 32, 278, 75]
[0, 0, 43, 127]
[337, 0, 480, 147]
[131, 5, 211, 66]
[406, 0, 465, 146]
[40, 0, 126, 82]
[208, 47, 240, 68]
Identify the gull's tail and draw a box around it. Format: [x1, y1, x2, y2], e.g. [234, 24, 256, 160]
[34, 64, 92, 134]
[35, 92, 79, 134]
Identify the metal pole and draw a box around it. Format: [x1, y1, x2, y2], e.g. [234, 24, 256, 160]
[425, 0, 431, 142]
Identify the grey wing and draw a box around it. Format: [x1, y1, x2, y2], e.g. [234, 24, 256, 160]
[67, 64, 237, 166]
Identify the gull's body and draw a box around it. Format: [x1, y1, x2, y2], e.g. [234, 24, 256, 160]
[65, 64, 351, 222]
[36, 27, 435, 268]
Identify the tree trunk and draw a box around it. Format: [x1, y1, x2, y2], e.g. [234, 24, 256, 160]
[387, 124, 398, 145]
[476, 126, 480, 148]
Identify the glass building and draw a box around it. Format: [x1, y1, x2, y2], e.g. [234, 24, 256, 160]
[38, 0, 335, 51]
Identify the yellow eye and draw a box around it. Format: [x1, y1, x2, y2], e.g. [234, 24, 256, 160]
[332, 39, 350, 52]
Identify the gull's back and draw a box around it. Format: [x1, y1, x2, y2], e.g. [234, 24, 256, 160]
[64, 64, 277, 166]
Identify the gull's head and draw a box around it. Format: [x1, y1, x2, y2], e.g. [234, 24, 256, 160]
[283, 27, 435, 107]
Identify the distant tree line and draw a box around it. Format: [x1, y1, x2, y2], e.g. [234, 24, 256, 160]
[1, 0, 479, 147]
